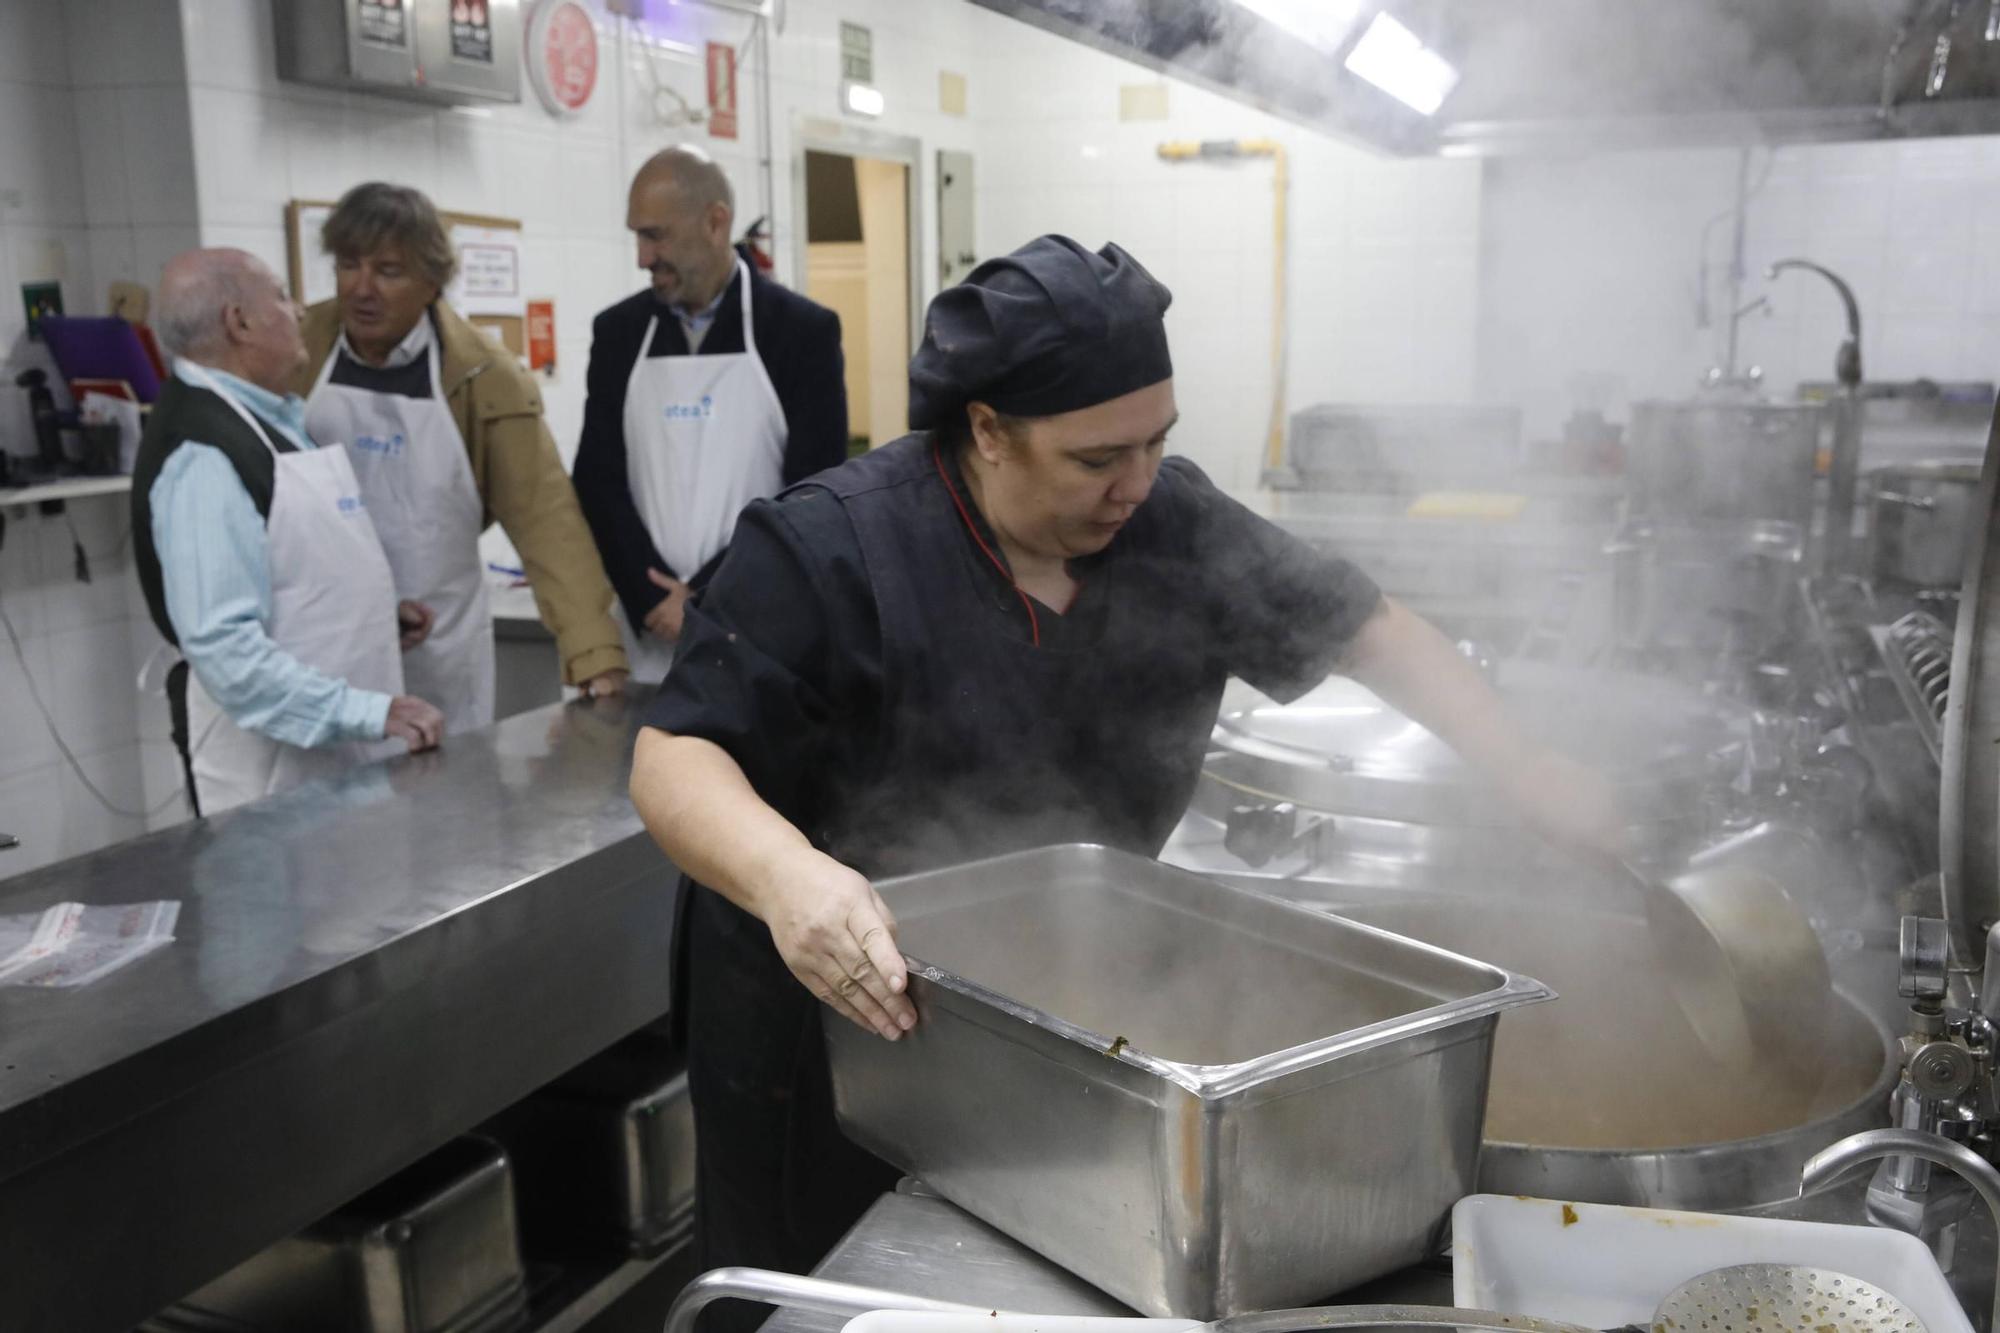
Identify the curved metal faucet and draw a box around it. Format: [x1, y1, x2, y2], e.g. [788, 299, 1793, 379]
[1768, 259, 1863, 386]
[1769, 258, 1866, 573]
[1802, 1128, 2000, 1331]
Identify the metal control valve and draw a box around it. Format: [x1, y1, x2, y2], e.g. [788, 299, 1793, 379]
[1222, 802, 1332, 870]
[1901, 915, 1950, 1007]
[1865, 917, 2000, 1255]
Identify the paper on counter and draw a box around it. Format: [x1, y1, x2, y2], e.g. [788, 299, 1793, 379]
[0, 899, 181, 988]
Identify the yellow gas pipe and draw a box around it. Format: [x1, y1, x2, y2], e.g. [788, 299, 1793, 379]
[1157, 138, 1289, 476]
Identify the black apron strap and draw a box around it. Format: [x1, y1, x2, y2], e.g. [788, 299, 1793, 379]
[166, 658, 202, 820]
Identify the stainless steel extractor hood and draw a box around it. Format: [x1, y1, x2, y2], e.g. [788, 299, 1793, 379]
[971, 0, 2000, 155]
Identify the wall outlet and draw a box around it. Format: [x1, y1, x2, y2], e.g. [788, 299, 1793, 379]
[1120, 83, 1170, 121]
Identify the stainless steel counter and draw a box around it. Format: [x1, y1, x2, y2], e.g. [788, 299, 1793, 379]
[754, 1179, 1966, 1333]
[757, 1185, 1470, 1333]
[761, 1187, 1132, 1333]
[0, 693, 678, 1333]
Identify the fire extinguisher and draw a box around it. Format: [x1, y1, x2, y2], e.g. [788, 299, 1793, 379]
[737, 216, 775, 274]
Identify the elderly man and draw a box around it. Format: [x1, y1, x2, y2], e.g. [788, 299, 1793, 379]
[573, 145, 848, 679]
[132, 249, 444, 815]
[297, 182, 630, 732]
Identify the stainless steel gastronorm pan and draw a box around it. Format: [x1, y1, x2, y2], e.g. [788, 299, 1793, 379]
[825, 844, 1553, 1319]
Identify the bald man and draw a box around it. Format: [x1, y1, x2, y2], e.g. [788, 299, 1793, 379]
[131, 248, 444, 815]
[572, 145, 848, 680]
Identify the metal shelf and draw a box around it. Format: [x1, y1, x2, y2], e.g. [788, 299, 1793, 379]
[0, 474, 132, 505]
[527, 1240, 694, 1333]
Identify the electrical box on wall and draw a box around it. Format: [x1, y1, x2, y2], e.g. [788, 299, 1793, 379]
[273, 0, 523, 107]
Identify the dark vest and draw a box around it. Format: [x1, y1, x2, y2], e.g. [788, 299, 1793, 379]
[812, 434, 1226, 879]
[131, 375, 296, 646]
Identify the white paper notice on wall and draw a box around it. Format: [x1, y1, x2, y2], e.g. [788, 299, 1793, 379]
[295, 202, 337, 306]
[447, 224, 525, 318]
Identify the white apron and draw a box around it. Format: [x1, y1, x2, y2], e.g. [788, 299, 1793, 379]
[305, 319, 495, 732]
[178, 363, 406, 814]
[619, 258, 788, 680]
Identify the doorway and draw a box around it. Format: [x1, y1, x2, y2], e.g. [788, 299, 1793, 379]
[794, 125, 923, 452]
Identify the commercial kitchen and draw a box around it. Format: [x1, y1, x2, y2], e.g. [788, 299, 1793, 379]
[7, 1, 2000, 1331]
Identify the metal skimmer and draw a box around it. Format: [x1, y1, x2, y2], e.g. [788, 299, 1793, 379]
[1651, 1265, 1927, 1333]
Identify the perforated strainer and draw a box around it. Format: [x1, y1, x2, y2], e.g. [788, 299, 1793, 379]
[1650, 1264, 1928, 1333]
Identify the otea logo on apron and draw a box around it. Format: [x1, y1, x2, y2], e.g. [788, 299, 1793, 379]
[662, 395, 716, 422]
[353, 431, 408, 457]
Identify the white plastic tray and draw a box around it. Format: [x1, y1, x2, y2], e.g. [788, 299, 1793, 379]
[1452, 1194, 1972, 1333]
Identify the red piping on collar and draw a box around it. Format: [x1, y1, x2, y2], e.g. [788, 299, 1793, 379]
[933, 443, 1042, 648]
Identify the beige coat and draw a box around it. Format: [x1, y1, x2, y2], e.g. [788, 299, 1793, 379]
[298, 298, 627, 685]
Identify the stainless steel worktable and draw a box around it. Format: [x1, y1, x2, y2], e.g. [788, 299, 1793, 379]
[0, 693, 678, 1333]
[753, 1181, 1967, 1333]
[760, 1186, 1133, 1333]
[757, 1185, 1462, 1333]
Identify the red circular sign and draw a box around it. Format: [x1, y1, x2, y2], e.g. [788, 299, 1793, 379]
[530, 0, 598, 116]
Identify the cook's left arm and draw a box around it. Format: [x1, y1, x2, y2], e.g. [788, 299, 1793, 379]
[1339, 597, 1627, 856]
[481, 403, 631, 686]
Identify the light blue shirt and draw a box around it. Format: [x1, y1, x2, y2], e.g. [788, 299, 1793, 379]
[670, 273, 733, 352]
[150, 361, 392, 748]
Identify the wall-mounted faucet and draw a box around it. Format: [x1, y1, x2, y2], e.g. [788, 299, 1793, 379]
[1769, 257, 1866, 572]
[1768, 259, 1863, 387]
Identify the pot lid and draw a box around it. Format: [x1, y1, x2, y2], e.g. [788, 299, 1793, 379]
[1207, 661, 1739, 825]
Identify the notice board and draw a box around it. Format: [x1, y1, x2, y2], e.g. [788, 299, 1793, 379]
[286, 200, 526, 356]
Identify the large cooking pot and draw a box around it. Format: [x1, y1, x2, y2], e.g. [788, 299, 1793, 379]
[1171, 663, 1893, 1213]
[1607, 518, 1804, 663]
[1867, 460, 1982, 588]
[1627, 401, 1823, 529]
[1197, 862, 1895, 1213]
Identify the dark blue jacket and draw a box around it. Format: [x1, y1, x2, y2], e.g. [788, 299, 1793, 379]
[572, 255, 847, 624]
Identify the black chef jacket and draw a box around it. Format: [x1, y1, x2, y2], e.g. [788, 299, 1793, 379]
[644, 434, 1380, 1311]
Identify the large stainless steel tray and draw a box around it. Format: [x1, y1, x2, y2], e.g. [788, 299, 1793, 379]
[824, 844, 1553, 1319]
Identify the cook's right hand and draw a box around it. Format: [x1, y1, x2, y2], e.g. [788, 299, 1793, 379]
[385, 695, 445, 752]
[763, 849, 916, 1040]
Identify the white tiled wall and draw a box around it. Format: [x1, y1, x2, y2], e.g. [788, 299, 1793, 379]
[1, 0, 190, 882]
[0, 492, 184, 881]
[1479, 135, 2000, 439]
[184, 0, 676, 459]
[0, 0, 84, 443]
[962, 7, 1483, 493]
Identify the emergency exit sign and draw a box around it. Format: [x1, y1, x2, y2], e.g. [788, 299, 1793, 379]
[841, 22, 872, 83]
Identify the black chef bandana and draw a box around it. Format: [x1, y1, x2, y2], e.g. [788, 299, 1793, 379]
[908, 235, 1174, 431]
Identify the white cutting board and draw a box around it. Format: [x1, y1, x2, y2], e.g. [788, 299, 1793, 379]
[845, 1314, 1197, 1333]
[1452, 1194, 1973, 1333]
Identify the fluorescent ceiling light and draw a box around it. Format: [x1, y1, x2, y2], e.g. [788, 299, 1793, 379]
[844, 82, 884, 117]
[1233, 0, 1368, 54]
[1343, 12, 1460, 116]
